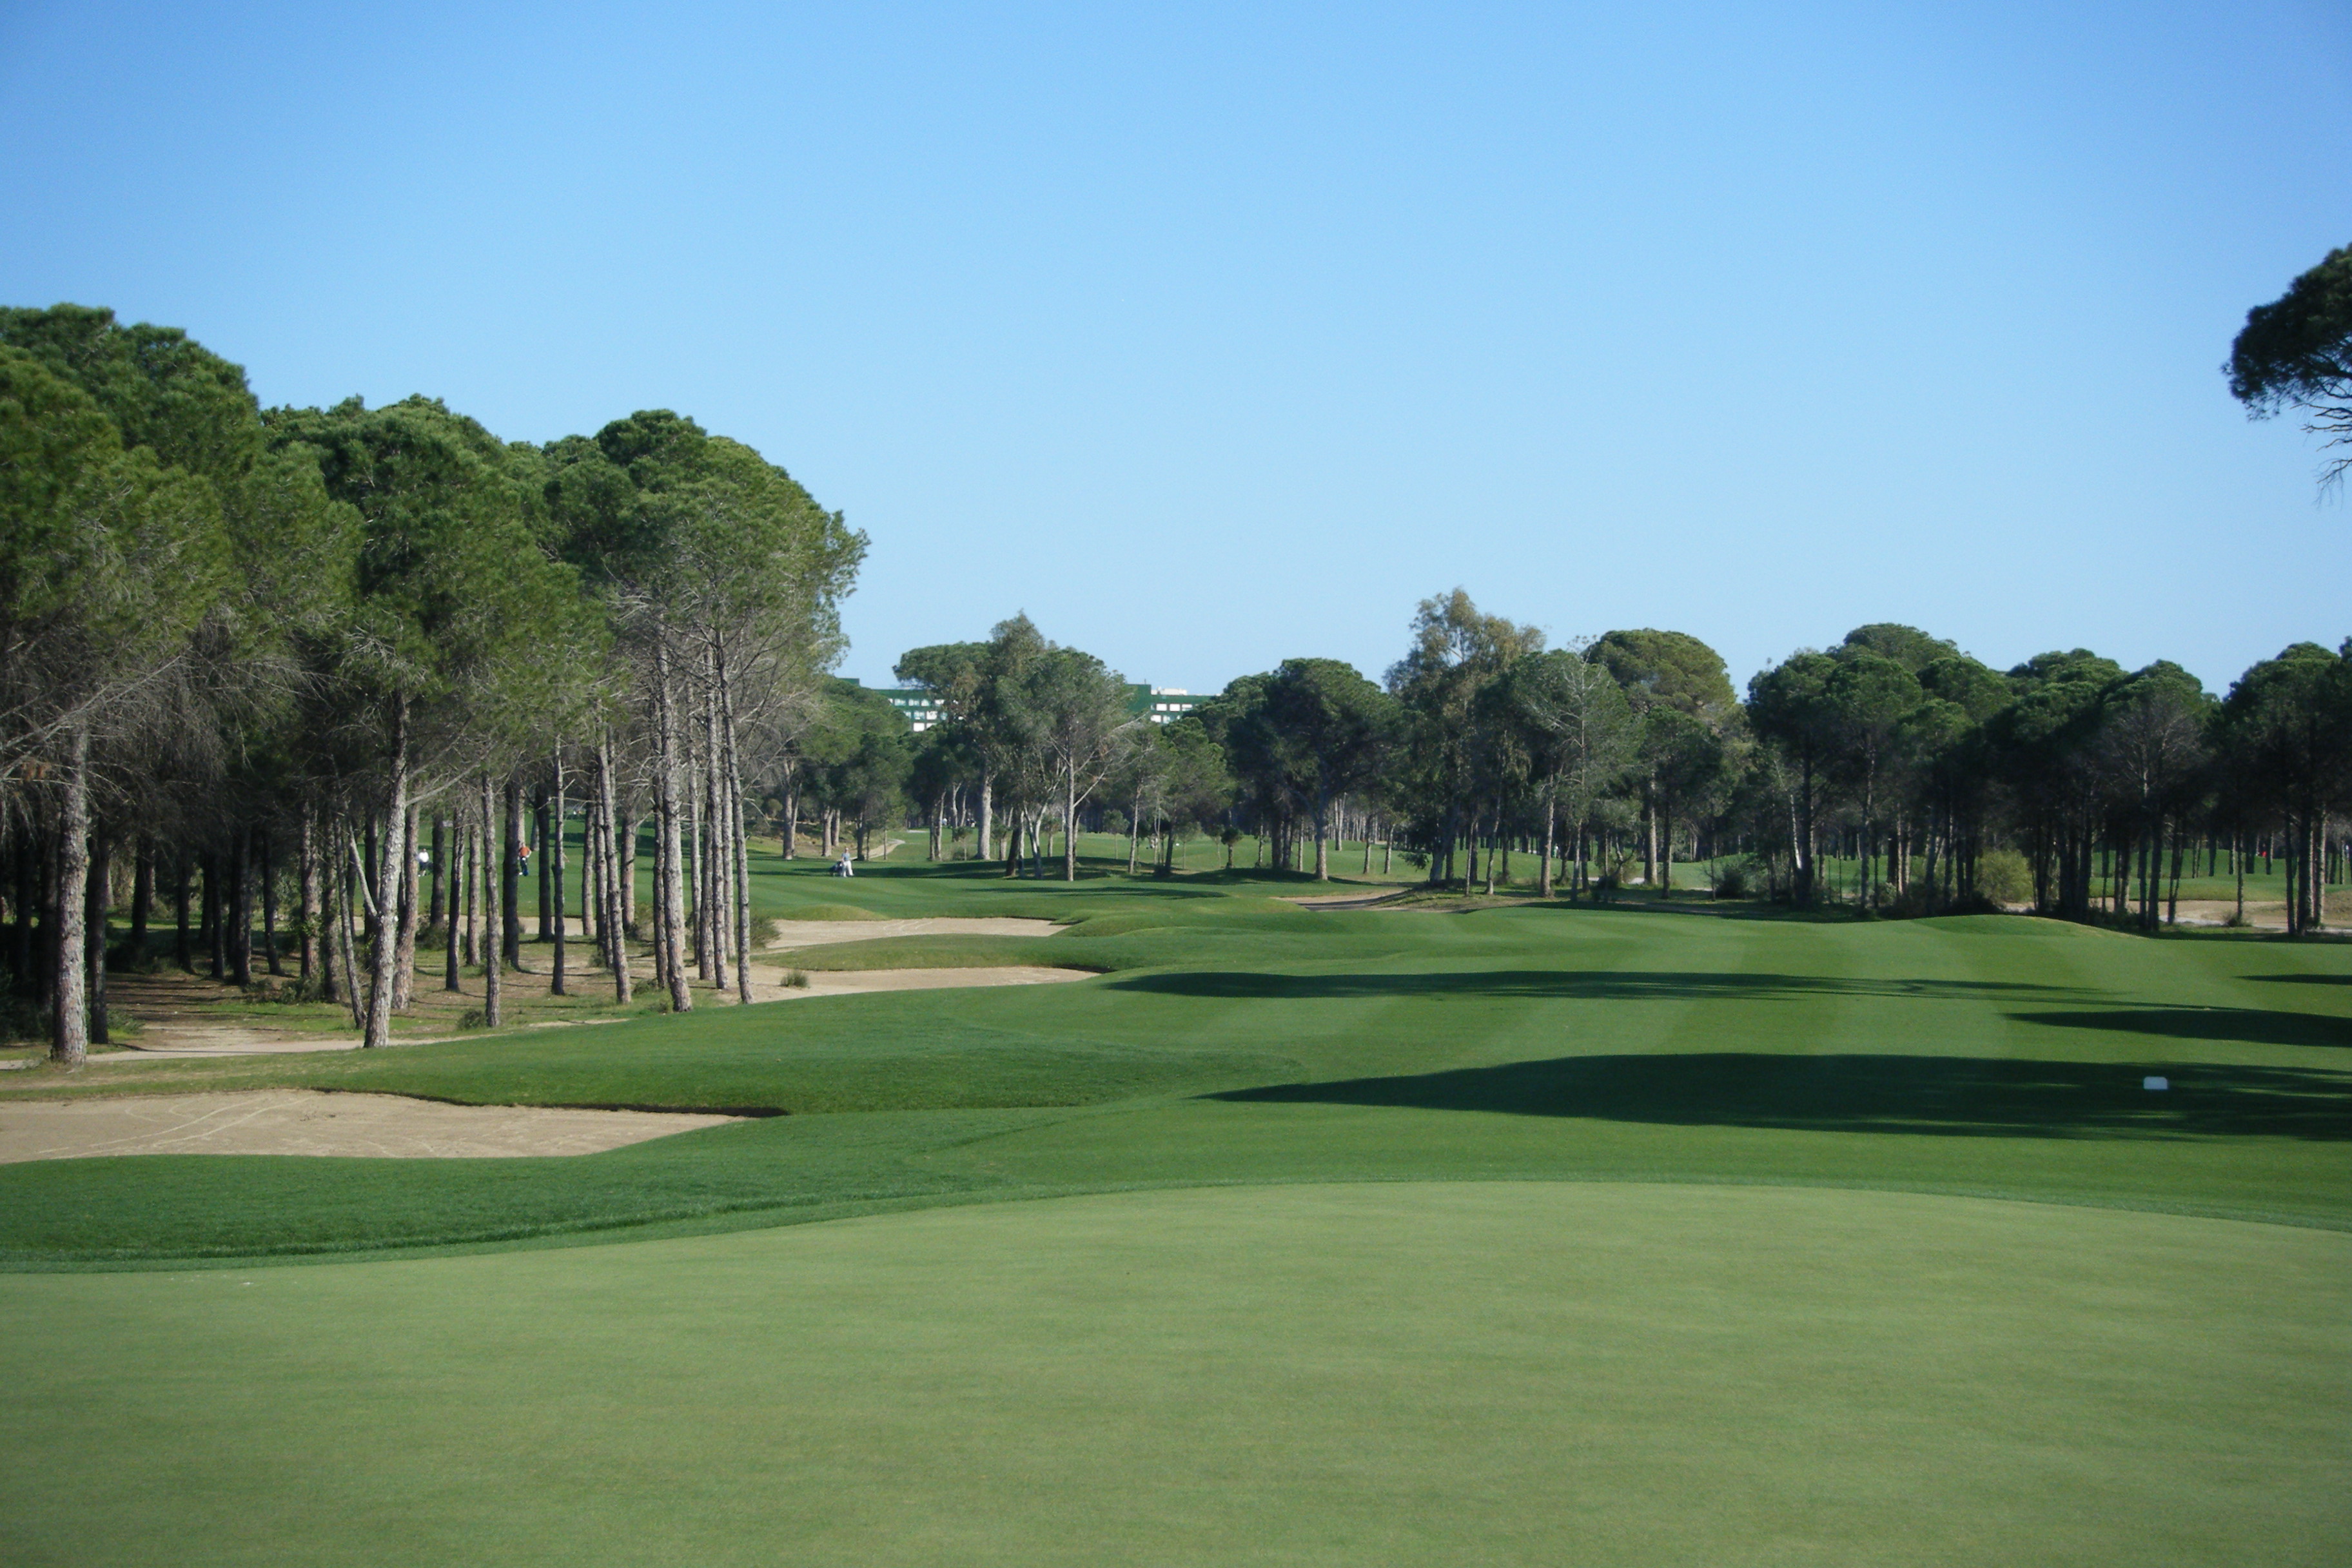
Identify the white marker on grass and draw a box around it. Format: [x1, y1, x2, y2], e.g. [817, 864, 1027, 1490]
[2144, 1075, 2170, 1092]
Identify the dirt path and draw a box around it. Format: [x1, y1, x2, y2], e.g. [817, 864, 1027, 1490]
[0, 1090, 738, 1162]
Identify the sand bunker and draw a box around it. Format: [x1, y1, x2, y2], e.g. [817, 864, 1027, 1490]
[765, 917, 1063, 948]
[0, 1091, 738, 1162]
[773, 966, 1093, 999]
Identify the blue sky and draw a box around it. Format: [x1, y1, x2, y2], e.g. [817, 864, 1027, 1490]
[5, 1, 2346, 696]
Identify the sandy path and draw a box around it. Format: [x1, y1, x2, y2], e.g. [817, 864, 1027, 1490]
[771, 966, 1093, 1000]
[0, 920, 1077, 1068]
[765, 917, 1063, 948]
[0, 1090, 738, 1162]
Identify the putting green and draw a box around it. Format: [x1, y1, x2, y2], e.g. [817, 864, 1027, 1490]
[4, 1181, 2344, 1566]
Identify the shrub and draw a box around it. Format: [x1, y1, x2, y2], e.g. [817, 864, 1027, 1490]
[1975, 848, 2033, 908]
[457, 1007, 489, 1031]
[1710, 861, 1750, 900]
[783, 969, 810, 990]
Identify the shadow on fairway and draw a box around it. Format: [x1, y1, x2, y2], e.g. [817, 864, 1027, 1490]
[2009, 1006, 2352, 1050]
[2242, 973, 2352, 987]
[1208, 1052, 2352, 1140]
[1108, 969, 2084, 1002]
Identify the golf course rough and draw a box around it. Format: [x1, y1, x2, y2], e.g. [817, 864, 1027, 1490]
[2, 1183, 2344, 1567]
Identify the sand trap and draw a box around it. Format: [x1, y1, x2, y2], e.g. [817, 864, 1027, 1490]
[0, 1090, 739, 1162]
[1283, 892, 1415, 910]
[771, 966, 1094, 999]
[766, 917, 1063, 948]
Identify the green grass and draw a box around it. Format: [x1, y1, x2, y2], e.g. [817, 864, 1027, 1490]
[6, 862, 2349, 1563]
[3, 1182, 2344, 1567]
[7, 874, 2350, 1263]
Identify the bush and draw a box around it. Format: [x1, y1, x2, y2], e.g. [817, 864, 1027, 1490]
[457, 1007, 489, 1031]
[1975, 848, 2033, 908]
[783, 968, 810, 990]
[749, 916, 783, 949]
[1710, 861, 1750, 900]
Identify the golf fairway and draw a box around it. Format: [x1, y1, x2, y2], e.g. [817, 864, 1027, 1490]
[5, 1181, 2345, 1567]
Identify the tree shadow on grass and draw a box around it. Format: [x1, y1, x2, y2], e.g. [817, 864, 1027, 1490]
[2008, 1008, 2352, 1050]
[2242, 973, 2352, 987]
[1108, 969, 2086, 1003]
[1207, 1053, 2352, 1141]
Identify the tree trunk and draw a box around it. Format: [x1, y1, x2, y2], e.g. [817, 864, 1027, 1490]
[462, 818, 479, 966]
[84, 828, 109, 1046]
[260, 828, 282, 977]
[429, 817, 446, 930]
[311, 827, 336, 1001]
[580, 796, 594, 947]
[689, 759, 709, 981]
[2235, 832, 2246, 925]
[480, 773, 502, 1027]
[502, 776, 524, 970]
[718, 654, 753, 1006]
[598, 735, 631, 1003]
[622, 814, 642, 941]
[1314, 785, 1331, 881]
[130, 834, 152, 965]
[228, 828, 252, 988]
[392, 804, 418, 1010]
[551, 749, 567, 997]
[205, 853, 224, 979]
[978, 773, 994, 862]
[652, 636, 692, 1013]
[172, 851, 191, 973]
[702, 646, 731, 990]
[333, 845, 363, 1030]
[364, 699, 410, 1049]
[444, 816, 463, 993]
[536, 797, 553, 939]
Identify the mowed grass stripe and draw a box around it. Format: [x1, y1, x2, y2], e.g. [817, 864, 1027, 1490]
[4, 897, 2350, 1264]
[2, 1183, 2343, 1568]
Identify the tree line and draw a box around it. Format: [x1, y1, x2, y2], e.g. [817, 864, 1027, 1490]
[869, 594, 2352, 944]
[4, 305, 861, 1066]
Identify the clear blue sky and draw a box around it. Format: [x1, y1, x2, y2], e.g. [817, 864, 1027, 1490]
[5, 1, 2346, 697]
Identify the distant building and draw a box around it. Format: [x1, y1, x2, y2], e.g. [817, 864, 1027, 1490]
[855, 680, 1204, 732]
[876, 687, 945, 731]
[1128, 686, 1203, 725]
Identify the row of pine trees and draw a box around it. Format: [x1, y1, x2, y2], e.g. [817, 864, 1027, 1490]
[875, 596, 2352, 940]
[3, 306, 861, 1064]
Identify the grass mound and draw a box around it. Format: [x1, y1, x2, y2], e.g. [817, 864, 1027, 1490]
[775, 903, 887, 921]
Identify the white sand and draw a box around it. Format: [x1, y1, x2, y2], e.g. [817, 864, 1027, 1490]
[764, 917, 1063, 948]
[0, 1090, 738, 1162]
[769, 965, 1093, 999]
